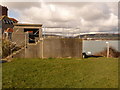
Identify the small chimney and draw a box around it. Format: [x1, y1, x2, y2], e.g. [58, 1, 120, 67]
[0, 5, 8, 16]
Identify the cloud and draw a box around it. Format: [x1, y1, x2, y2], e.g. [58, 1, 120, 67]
[1, 2, 41, 10]
[0, 2, 118, 33]
[79, 4, 111, 21]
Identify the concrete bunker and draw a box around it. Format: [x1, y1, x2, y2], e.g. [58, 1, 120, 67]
[12, 23, 83, 58]
[24, 28, 39, 43]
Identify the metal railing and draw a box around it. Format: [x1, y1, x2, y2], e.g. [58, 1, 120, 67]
[42, 27, 81, 38]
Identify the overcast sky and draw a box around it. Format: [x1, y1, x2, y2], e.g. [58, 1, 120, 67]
[0, 2, 118, 33]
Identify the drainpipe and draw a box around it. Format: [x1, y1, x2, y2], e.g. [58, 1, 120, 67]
[25, 32, 28, 58]
[41, 38, 43, 59]
[106, 42, 109, 58]
[39, 28, 43, 59]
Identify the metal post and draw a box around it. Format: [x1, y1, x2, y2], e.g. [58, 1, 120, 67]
[39, 28, 43, 59]
[106, 42, 109, 58]
[9, 40, 10, 58]
[79, 28, 80, 39]
[41, 39, 43, 59]
[25, 32, 26, 58]
[25, 32, 28, 58]
[62, 28, 64, 38]
[44, 27, 45, 38]
[39, 28, 41, 39]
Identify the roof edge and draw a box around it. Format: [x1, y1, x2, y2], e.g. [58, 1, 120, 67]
[13, 23, 43, 27]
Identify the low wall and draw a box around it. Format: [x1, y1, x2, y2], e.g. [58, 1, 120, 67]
[25, 38, 82, 58]
[12, 48, 25, 58]
[43, 38, 82, 58]
[25, 42, 42, 58]
[13, 38, 83, 58]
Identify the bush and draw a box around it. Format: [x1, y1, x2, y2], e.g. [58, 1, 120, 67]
[95, 47, 120, 58]
[2, 39, 21, 58]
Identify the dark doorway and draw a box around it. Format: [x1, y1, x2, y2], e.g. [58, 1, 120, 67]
[24, 28, 39, 43]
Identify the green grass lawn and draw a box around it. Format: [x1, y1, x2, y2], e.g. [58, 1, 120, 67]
[2, 57, 118, 88]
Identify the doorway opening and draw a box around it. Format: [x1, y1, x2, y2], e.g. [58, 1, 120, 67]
[24, 28, 39, 43]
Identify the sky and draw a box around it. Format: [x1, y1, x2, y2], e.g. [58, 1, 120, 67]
[0, 2, 118, 33]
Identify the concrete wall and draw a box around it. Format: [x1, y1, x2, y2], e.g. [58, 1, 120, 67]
[12, 27, 42, 46]
[43, 38, 82, 58]
[12, 28, 26, 46]
[23, 38, 82, 58]
[12, 26, 82, 58]
[13, 48, 25, 58]
[25, 42, 42, 58]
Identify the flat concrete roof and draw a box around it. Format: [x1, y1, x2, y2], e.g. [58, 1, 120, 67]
[14, 23, 42, 27]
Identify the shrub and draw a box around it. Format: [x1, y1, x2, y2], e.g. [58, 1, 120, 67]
[95, 47, 120, 58]
[2, 39, 21, 58]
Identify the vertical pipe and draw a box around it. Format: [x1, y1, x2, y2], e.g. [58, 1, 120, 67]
[107, 43, 109, 58]
[39, 28, 43, 59]
[44, 27, 45, 38]
[25, 32, 26, 58]
[9, 40, 10, 58]
[62, 28, 64, 38]
[106, 42, 109, 58]
[39, 28, 41, 40]
[79, 28, 80, 39]
[41, 39, 43, 59]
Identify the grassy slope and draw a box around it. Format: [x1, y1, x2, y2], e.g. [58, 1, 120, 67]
[2, 58, 118, 88]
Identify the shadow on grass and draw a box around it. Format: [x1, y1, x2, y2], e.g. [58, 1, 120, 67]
[86, 55, 103, 58]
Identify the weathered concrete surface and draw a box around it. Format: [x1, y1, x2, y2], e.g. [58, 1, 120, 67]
[25, 42, 42, 58]
[12, 38, 82, 58]
[12, 48, 25, 58]
[43, 38, 82, 58]
[12, 28, 26, 46]
[12, 25, 42, 46]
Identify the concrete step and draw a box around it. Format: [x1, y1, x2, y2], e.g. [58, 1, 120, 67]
[4, 46, 25, 60]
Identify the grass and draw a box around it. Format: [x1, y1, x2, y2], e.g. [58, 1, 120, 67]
[2, 57, 118, 88]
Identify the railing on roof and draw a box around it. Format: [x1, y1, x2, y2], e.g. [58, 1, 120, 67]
[42, 27, 81, 38]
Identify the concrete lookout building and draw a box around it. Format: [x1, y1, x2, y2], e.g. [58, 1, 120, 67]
[12, 23, 83, 58]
